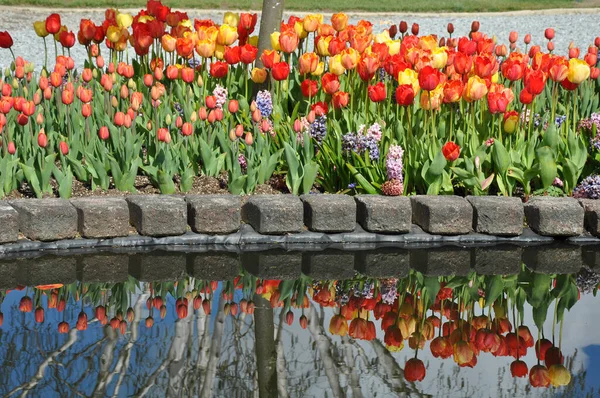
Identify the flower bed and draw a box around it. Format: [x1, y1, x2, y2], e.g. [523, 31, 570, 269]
[0, 1, 599, 198]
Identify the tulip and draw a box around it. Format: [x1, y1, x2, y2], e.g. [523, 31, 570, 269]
[320, 73, 339, 95]
[329, 314, 348, 336]
[210, 61, 228, 78]
[411, 23, 419, 36]
[510, 360, 528, 378]
[244, 131, 253, 145]
[524, 33, 531, 45]
[251, 67, 267, 83]
[182, 122, 193, 136]
[76, 311, 88, 331]
[418, 66, 441, 91]
[442, 141, 460, 162]
[34, 307, 45, 323]
[301, 79, 319, 97]
[331, 13, 348, 32]
[45, 13, 61, 35]
[567, 58, 591, 84]
[299, 315, 308, 329]
[529, 364, 551, 388]
[430, 336, 453, 359]
[228, 99, 239, 113]
[59, 141, 69, 155]
[404, 358, 426, 382]
[332, 91, 350, 109]
[0, 31, 13, 48]
[503, 110, 519, 134]
[37, 131, 48, 148]
[548, 364, 571, 387]
[58, 321, 69, 334]
[368, 81, 387, 102]
[7, 141, 16, 154]
[545, 346, 564, 367]
[271, 62, 290, 81]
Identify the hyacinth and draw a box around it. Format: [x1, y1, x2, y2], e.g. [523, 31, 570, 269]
[238, 153, 247, 171]
[309, 115, 327, 144]
[555, 115, 567, 128]
[573, 175, 600, 199]
[381, 179, 404, 196]
[579, 112, 600, 133]
[212, 84, 228, 109]
[380, 279, 398, 305]
[386, 144, 404, 181]
[187, 58, 201, 68]
[256, 90, 273, 118]
[173, 102, 184, 117]
[367, 122, 383, 142]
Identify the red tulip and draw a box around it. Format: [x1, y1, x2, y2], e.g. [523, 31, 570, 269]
[60, 141, 69, 155]
[510, 360, 528, 378]
[367, 81, 387, 102]
[545, 346, 564, 367]
[530, 364, 551, 387]
[181, 122, 193, 136]
[384, 325, 403, 349]
[37, 132, 48, 148]
[210, 61, 228, 78]
[17, 113, 29, 126]
[311, 102, 328, 116]
[58, 321, 69, 334]
[404, 358, 426, 382]
[349, 318, 376, 340]
[399, 21, 408, 34]
[519, 88, 534, 105]
[19, 296, 33, 312]
[271, 62, 290, 81]
[76, 311, 88, 331]
[525, 69, 547, 95]
[59, 30, 76, 48]
[321, 73, 340, 95]
[430, 336, 453, 358]
[487, 92, 509, 114]
[524, 33, 532, 45]
[442, 141, 460, 162]
[0, 31, 13, 49]
[332, 91, 349, 109]
[45, 13, 61, 35]
[35, 307, 45, 323]
[418, 65, 441, 91]
[301, 79, 319, 97]
[145, 317, 154, 328]
[228, 99, 239, 113]
[396, 84, 415, 106]
[7, 141, 16, 154]
[411, 23, 419, 36]
[240, 44, 258, 64]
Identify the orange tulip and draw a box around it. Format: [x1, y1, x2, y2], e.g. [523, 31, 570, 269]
[329, 314, 348, 336]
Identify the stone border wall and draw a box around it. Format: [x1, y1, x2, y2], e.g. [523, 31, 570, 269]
[0, 194, 599, 255]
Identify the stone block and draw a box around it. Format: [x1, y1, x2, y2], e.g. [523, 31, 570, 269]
[301, 194, 356, 233]
[190, 252, 240, 281]
[242, 195, 303, 234]
[355, 249, 410, 278]
[71, 197, 130, 238]
[241, 250, 302, 279]
[467, 196, 523, 236]
[583, 246, 600, 269]
[10, 199, 77, 241]
[127, 195, 187, 237]
[579, 199, 600, 237]
[128, 251, 186, 281]
[355, 195, 411, 233]
[22, 255, 78, 286]
[0, 260, 24, 289]
[524, 197, 583, 237]
[0, 202, 18, 243]
[411, 196, 473, 235]
[523, 245, 583, 274]
[472, 246, 523, 275]
[302, 251, 356, 280]
[410, 248, 471, 276]
[79, 253, 130, 282]
[187, 195, 241, 234]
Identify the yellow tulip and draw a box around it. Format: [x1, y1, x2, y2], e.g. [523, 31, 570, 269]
[549, 365, 571, 387]
[491, 72, 499, 84]
[214, 44, 225, 60]
[270, 32, 281, 51]
[374, 30, 391, 44]
[216, 24, 238, 46]
[567, 58, 590, 84]
[179, 19, 193, 30]
[138, 15, 155, 23]
[464, 75, 488, 102]
[431, 47, 448, 69]
[419, 35, 438, 51]
[248, 35, 259, 47]
[53, 25, 67, 42]
[33, 21, 49, 38]
[251, 67, 267, 84]
[195, 39, 215, 58]
[116, 13, 133, 29]
[398, 69, 420, 93]
[106, 26, 122, 44]
[294, 21, 308, 40]
[223, 12, 239, 27]
[311, 62, 325, 76]
[387, 40, 401, 56]
[329, 55, 346, 76]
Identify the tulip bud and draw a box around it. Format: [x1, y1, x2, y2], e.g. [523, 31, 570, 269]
[182, 122, 193, 136]
[307, 110, 316, 123]
[251, 108, 262, 123]
[545, 28, 555, 41]
[229, 128, 237, 141]
[145, 316, 154, 328]
[235, 124, 244, 137]
[569, 47, 580, 59]
[154, 67, 164, 81]
[35, 307, 45, 323]
[165, 114, 172, 125]
[293, 119, 302, 133]
[547, 41, 555, 52]
[160, 305, 167, 319]
[228, 99, 239, 113]
[111, 96, 118, 108]
[198, 107, 208, 121]
[37, 131, 47, 148]
[196, 74, 204, 86]
[245, 132, 253, 145]
[524, 33, 531, 45]
[36, 112, 44, 125]
[206, 95, 217, 109]
[59, 141, 69, 155]
[175, 115, 183, 128]
[207, 110, 216, 124]
[411, 23, 419, 36]
[471, 21, 480, 32]
[7, 141, 16, 155]
[447, 23, 454, 35]
[285, 310, 294, 325]
[399, 21, 407, 34]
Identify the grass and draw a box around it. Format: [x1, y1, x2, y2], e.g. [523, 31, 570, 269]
[0, 0, 596, 12]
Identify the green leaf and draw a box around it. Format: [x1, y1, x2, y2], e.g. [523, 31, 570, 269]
[157, 170, 176, 194]
[536, 146, 557, 189]
[428, 150, 447, 177]
[492, 141, 510, 175]
[485, 275, 504, 305]
[346, 163, 377, 194]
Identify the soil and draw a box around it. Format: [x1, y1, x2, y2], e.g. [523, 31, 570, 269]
[3, 174, 294, 200]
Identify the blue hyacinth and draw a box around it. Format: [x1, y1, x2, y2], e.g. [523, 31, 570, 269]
[256, 90, 273, 118]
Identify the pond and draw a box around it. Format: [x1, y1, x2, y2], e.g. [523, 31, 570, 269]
[0, 249, 598, 397]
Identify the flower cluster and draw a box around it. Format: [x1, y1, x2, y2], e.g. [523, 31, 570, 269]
[255, 90, 273, 118]
[309, 115, 328, 144]
[573, 175, 600, 199]
[213, 85, 228, 109]
[386, 144, 404, 181]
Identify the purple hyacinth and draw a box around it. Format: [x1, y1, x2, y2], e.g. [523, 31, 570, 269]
[573, 175, 600, 199]
[256, 90, 273, 118]
[309, 115, 327, 144]
[386, 144, 404, 181]
[213, 84, 228, 109]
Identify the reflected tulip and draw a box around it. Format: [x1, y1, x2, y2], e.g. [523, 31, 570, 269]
[453, 341, 475, 367]
[58, 321, 69, 334]
[95, 305, 106, 321]
[286, 310, 294, 325]
[299, 315, 308, 329]
[329, 314, 348, 336]
[535, 338, 553, 361]
[384, 325, 404, 350]
[431, 336, 453, 359]
[545, 346, 564, 367]
[349, 317, 376, 340]
[146, 316, 154, 328]
[548, 364, 571, 387]
[510, 359, 528, 378]
[404, 358, 426, 382]
[19, 296, 33, 312]
[35, 307, 45, 323]
[529, 364, 551, 388]
[76, 312, 88, 331]
[160, 305, 167, 319]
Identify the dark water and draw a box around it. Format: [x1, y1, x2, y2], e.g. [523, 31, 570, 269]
[0, 249, 599, 397]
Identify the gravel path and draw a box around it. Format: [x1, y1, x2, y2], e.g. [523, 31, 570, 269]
[0, 6, 599, 72]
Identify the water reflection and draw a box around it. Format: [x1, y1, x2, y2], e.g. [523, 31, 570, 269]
[0, 250, 598, 397]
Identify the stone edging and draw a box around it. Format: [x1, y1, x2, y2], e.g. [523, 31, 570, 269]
[0, 194, 599, 255]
